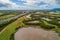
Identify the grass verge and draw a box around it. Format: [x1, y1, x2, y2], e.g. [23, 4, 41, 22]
[0, 16, 26, 40]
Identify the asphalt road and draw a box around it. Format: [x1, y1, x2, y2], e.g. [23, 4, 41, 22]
[0, 13, 30, 23]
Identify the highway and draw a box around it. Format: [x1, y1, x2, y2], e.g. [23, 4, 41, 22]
[0, 13, 30, 23]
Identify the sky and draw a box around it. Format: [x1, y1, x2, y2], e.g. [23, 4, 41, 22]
[0, 0, 60, 10]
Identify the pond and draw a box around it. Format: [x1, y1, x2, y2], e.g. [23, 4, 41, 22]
[42, 18, 51, 21]
[14, 27, 60, 40]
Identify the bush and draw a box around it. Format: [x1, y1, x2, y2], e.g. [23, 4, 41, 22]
[40, 20, 57, 29]
[16, 23, 26, 30]
[48, 21, 60, 28]
[24, 22, 40, 25]
[10, 33, 14, 40]
[54, 28, 60, 36]
[55, 28, 60, 33]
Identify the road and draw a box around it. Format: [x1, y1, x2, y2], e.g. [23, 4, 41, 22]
[0, 13, 30, 23]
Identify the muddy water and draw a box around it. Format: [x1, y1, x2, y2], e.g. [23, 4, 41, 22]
[15, 27, 60, 40]
[26, 14, 31, 18]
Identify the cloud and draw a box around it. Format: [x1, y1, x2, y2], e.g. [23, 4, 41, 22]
[0, 0, 60, 10]
[19, 0, 57, 6]
[55, 0, 60, 5]
[0, 0, 21, 10]
[0, 3, 8, 7]
[18, 0, 60, 9]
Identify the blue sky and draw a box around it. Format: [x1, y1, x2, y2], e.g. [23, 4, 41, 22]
[0, 0, 60, 10]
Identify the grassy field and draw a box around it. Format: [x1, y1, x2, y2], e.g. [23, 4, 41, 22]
[0, 16, 26, 40]
[0, 14, 16, 20]
[0, 13, 3, 16]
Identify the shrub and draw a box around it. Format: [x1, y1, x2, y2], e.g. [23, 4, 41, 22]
[40, 20, 57, 29]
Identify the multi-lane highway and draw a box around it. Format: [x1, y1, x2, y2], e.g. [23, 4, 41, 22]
[0, 12, 30, 23]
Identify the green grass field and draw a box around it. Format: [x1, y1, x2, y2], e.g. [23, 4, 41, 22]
[0, 14, 16, 20]
[0, 13, 3, 16]
[0, 16, 26, 40]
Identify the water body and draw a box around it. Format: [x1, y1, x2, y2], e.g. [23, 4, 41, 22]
[26, 14, 31, 18]
[15, 27, 60, 40]
[42, 18, 51, 21]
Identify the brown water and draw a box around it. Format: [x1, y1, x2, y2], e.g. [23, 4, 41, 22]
[15, 27, 60, 40]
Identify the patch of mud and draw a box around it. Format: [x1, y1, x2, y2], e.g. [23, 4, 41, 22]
[15, 27, 60, 40]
